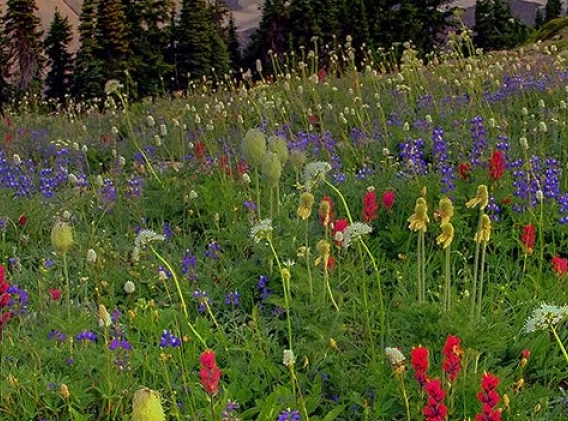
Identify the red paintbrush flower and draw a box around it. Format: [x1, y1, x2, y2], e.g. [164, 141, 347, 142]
[423, 378, 447, 421]
[382, 191, 395, 211]
[489, 150, 505, 182]
[199, 349, 221, 395]
[194, 141, 206, 160]
[459, 162, 471, 181]
[331, 219, 348, 246]
[410, 345, 430, 387]
[442, 335, 463, 382]
[552, 256, 568, 276]
[49, 288, 62, 301]
[521, 224, 535, 255]
[475, 372, 502, 421]
[0, 264, 12, 335]
[362, 190, 379, 223]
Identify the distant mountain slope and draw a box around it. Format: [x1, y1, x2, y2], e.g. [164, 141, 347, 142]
[0, 0, 559, 53]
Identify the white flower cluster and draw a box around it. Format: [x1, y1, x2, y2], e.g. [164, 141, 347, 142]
[384, 347, 406, 366]
[283, 349, 296, 367]
[302, 161, 331, 190]
[250, 219, 273, 243]
[523, 303, 568, 333]
[132, 229, 165, 262]
[342, 222, 373, 249]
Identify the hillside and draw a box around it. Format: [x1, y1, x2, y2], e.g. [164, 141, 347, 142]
[0, 0, 558, 52]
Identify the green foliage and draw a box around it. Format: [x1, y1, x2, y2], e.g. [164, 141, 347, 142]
[96, 0, 130, 81]
[44, 10, 74, 107]
[526, 16, 568, 43]
[545, 0, 563, 23]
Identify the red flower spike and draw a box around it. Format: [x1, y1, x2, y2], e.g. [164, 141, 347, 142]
[49, 289, 62, 301]
[459, 162, 471, 181]
[423, 379, 448, 421]
[475, 372, 502, 421]
[0, 264, 12, 335]
[194, 141, 206, 160]
[410, 345, 430, 387]
[382, 191, 395, 211]
[489, 150, 506, 182]
[331, 219, 349, 246]
[521, 224, 535, 255]
[552, 256, 568, 276]
[362, 191, 379, 223]
[199, 349, 221, 395]
[18, 215, 27, 226]
[442, 335, 463, 382]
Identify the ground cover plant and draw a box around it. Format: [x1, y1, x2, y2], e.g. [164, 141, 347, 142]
[3, 33, 568, 421]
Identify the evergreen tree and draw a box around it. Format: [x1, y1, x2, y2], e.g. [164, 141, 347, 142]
[545, 0, 563, 23]
[0, 21, 11, 110]
[474, 0, 527, 51]
[44, 10, 74, 106]
[175, 0, 213, 89]
[288, 0, 320, 50]
[2, 0, 44, 97]
[226, 13, 242, 69]
[96, 0, 129, 80]
[73, 0, 106, 100]
[535, 7, 544, 28]
[122, 0, 174, 98]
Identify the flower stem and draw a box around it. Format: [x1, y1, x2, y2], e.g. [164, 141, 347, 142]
[476, 242, 487, 318]
[150, 246, 207, 348]
[63, 252, 70, 321]
[443, 245, 451, 312]
[551, 325, 568, 365]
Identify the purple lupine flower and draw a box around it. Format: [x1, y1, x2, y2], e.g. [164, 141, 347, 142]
[159, 330, 182, 348]
[75, 330, 98, 342]
[432, 127, 456, 193]
[193, 290, 212, 313]
[163, 222, 174, 240]
[469, 116, 487, 167]
[205, 241, 222, 259]
[6, 285, 28, 315]
[398, 137, 427, 178]
[225, 291, 240, 307]
[47, 329, 67, 342]
[277, 409, 301, 421]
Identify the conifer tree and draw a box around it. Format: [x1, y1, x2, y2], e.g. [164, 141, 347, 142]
[175, 0, 213, 89]
[535, 7, 544, 28]
[226, 13, 242, 69]
[2, 0, 44, 97]
[96, 0, 129, 80]
[73, 0, 106, 100]
[0, 22, 10, 110]
[545, 0, 563, 23]
[122, 0, 174, 98]
[44, 10, 74, 106]
[288, 0, 320, 50]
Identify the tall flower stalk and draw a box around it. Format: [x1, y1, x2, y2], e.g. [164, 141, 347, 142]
[436, 197, 454, 312]
[408, 197, 429, 304]
[466, 185, 489, 320]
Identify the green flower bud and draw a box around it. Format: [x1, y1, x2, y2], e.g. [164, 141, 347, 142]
[51, 221, 73, 254]
[132, 388, 165, 421]
[261, 152, 282, 187]
[268, 136, 289, 165]
[242, 128, 267, 168]
[289, 149, 307, 171]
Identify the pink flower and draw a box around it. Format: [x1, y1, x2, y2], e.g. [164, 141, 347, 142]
[475, 372, 502, 421]
[410, 346, 430, 387]
[423, 378, 447, 421]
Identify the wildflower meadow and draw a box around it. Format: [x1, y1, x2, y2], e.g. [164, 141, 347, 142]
[3, 35, 568, 421]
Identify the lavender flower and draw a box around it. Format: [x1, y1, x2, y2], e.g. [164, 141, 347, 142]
[75, 330, 98, 342]
[277, 409, 301, 421]
[159, 330, 182, 348]
[225, 291, 240, 307]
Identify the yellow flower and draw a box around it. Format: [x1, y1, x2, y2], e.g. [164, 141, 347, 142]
[297, 192, 315, 220]
[132, 388, 165, 421]
[408, 197, 429, 232]
[474, 214, 492, 243]
[51, 221, 73, 254]
[436, 222, 454, 249]
[314, 239, 331, 266]
[435, 197, 454, 225]
[466, 185, 489, 210]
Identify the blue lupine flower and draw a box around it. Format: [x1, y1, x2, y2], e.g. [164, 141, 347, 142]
[225, 291, 240, 307]
[277, 409, 301, 421]
[75, 330, 98, 342]
[159, 330, 182, 348]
